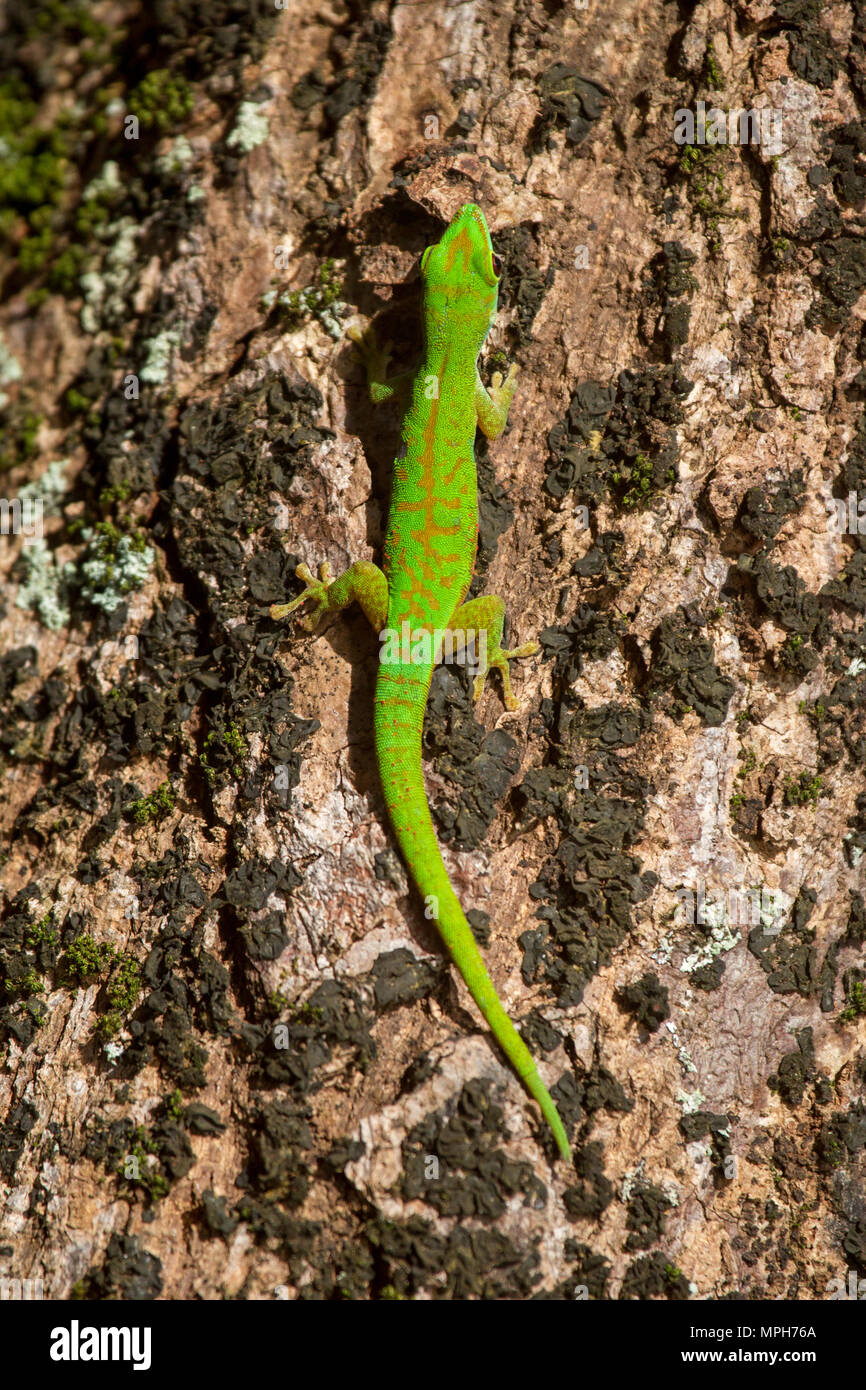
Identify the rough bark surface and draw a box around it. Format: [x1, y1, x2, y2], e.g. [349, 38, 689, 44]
[1, 0, 865, 1301]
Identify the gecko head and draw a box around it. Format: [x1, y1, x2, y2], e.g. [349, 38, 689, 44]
[419, 203, 501, 342]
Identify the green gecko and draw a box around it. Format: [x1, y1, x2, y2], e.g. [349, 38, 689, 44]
[271, 203, 571, 1161]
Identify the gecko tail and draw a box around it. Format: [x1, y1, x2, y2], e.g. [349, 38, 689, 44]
[374, 664, 572, 1162]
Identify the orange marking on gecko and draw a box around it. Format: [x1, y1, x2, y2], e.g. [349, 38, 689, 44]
[443, 226, 473, 277]
[441, 457, 467, 487]
[398, 498, 462, 514]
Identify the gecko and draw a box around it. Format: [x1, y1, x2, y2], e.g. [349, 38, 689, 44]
[270, 203, 571, 1161]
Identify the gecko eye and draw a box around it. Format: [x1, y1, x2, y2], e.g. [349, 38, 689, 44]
[491, 253, 503, 277]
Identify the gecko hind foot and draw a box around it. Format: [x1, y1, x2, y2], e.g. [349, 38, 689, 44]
[472, 639, 539, 711]
[270, 562, 333, 632]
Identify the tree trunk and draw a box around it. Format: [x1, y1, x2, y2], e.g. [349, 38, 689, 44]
[1, 0, 864, 1301]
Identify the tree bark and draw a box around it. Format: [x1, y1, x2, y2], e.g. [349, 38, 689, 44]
[1, 0, 865, 1301]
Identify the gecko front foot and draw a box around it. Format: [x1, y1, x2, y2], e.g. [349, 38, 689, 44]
[489, 362, 518, 413]
[347, 323, 414, 405]
[270, 562, 334, 632]
[348, 323, 392, 373]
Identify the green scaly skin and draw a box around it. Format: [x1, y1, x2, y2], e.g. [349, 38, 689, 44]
[271, 204, 571, 1161]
